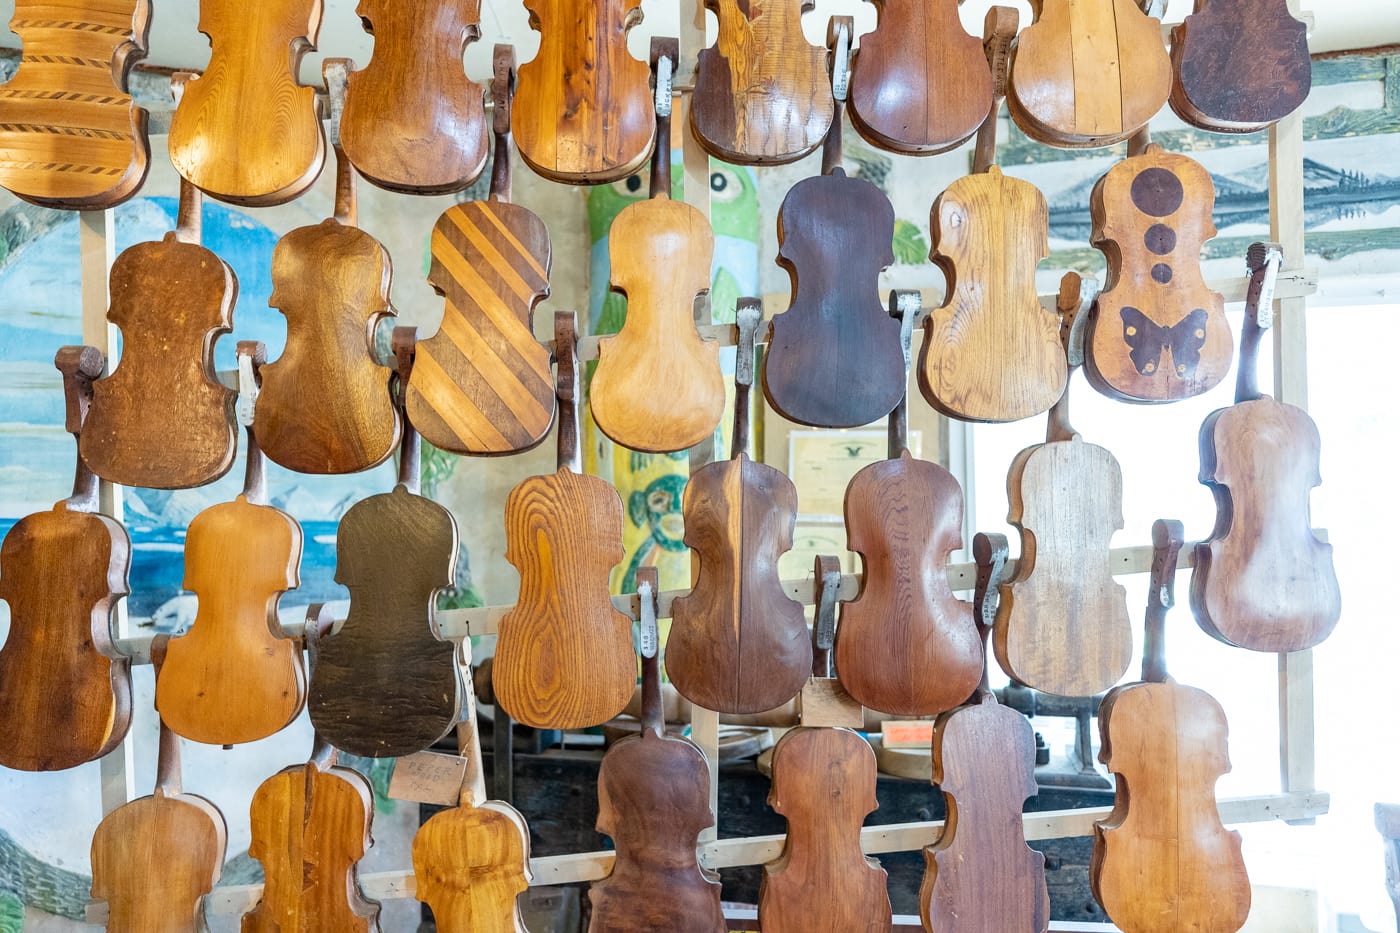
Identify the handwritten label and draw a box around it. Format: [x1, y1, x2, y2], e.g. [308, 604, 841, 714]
[799, 678, 864, 729]
[880, 720, 936, 748]
[387, 751, 467, 806]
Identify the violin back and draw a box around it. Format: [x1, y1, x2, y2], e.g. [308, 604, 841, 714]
[308, 486, 462, 757]
[921, 695, 1049, 932]
[690, 0, 832, 164]
[760, 728, 891, 933]
[998, 436, 1131, 697]
[0, 0, 150, 208]
[591, 195, 724, 453]
[243, 762, 381, 933]
[494, 469, 635, 729]
[157, 497, 304, 746]
[407, 201, 554, 456]
[414, 802, 531, 933]
[1093, 681, 1251, 932]
[256, 219, 399, 474]
[667, 455, 811, 714]
[513, 0, 654, 184]
[764, 169, 903, 428]
[837, 451, 982, 717]
[920, 166, 1062, 423]
[0, 505, 130, 771]
[589, 730, 724, 933]
[848, 0, 991, 154]
[1171, 0, 1310, 133]
[168, 0, 324, 205]
[341, 0, 488, 193]
[1193, 397, 1340, 652]
[1087, 146, 1229, 402]
[1007, 0, 1170, 147]
[80, 234, 237, 489]
[91, 790, 227, 933]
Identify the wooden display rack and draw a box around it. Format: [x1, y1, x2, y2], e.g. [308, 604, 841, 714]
[79, 0, 1328, 923]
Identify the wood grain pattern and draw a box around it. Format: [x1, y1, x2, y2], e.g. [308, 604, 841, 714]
[168, 0, 324, 205]
[690, 0, 832, 164]
[763, 169, 903, 428]
[0, 346, 130, 772]
[847, 0, 991, 155]
[513, 0, 653, 184]
[340, 0, 487, 193]
[255, 217, 399, 475]
[1007, 0, 1170, 147]
[920, 165, 1062, 423]
[1170, 0, 1311, 134]
[760, 728, 891, 933]
[1087, 144, 1230, 403]
[80, 193, 237, 489]
[0, 0, 150, 208]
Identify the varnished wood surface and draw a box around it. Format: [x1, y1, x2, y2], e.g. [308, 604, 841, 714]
[764, 169, 903, 428]
[1007, 0, 1171, 147]
[256, 218, 399, 475]
[759, 728, 891, 933]
[81, 233, 237, 490]
[1087, 144, 1230, 403]
[1171, 0, 1311, 134]
[838, 451, 982, 717]
[513, 0, 654, 184]
[341, 0, 487, 193]
[920, 165, 1062, 423]
[690, 0, 832, 164]
[848, 0, 991, 155]
[591, 194, 723, 453]
[242, 757, 381, 932]
[0, 0, 150, 208]
[168, 0, 325, 205]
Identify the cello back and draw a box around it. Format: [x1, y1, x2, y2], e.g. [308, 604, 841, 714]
[0, 0, 150, 208]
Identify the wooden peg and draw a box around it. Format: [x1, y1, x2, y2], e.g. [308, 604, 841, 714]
[1046, 271, 1096, 443]
[800, 555, 862, 729]
[235, 341, 270, 505]
[54, 345, 105, 512]
[731, 298, 763, 459]
[554, 311, 581, 473]
[392, 326, 420, 494]
[972, 6, 1018, 174]
[491, 45, 517, 201]
[887, 290, 920, 459]
[971, 532, 1009, 701]
[323, 58, 357, 225]
[821, 16, 853, 175]
[637, 567, 664, 738]
[1142, 519, 1184, 684]
[649, 37, 678, 198]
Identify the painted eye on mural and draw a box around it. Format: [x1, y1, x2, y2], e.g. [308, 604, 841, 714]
[710, 168, 742, 202]
[610, 174, 646, 197]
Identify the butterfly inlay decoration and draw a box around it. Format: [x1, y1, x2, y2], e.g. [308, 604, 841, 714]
[1119, 306, 1210, 378]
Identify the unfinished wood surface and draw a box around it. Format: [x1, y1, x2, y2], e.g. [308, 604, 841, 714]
[1087, 144, 1230, 403]
[1007, 0, 1170, 147]
[0, 0, 150, 208]
[764, 169, 903, 428]
[1093, 520, 1251, 933]
[80, 186, 237, 489]
[1193, 244, 1340, 653]
[168, 0, 324, 205]
[760, 728, 891, 933]
[921, 165, 1062, 423]
[256, 217, 399, 475]
[341, 0, 487, 194]
[513, 0, 653, 184]
[1170, 0, 1310, 133]
[690, 0, 832, 164]
[847, 0, 990, 154]
[0, 347, 130, 772]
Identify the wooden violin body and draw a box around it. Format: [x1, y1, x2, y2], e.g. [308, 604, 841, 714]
[414, 798, 531, 933]
[764, 169, 903, 428]
[690, 0, 832, 164]
[921, 166, 1062, 423]
[81, 234, 237, 489]
[169, 0, 324, 205]
[308, 486, 462, 757]
[848, 0, 991, 154]
[513, 0, 654, 184]
[1007, 0, 1170, 147]
[838, 451, 982, 716]
[1171, 0, 1310, 133]
[591, 194, 723, 453]
[0, 0, 150, 208]
[760, 728, 891, 933]
[341, 0, 488, 193]
[256, 218, 399, 475]
[1087, 145, 1229, 403]
[243, 759, 380, 932]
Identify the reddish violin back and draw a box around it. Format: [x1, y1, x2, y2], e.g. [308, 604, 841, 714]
[1087, 144, 1230, 403]
[0, 347, 131, 772]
